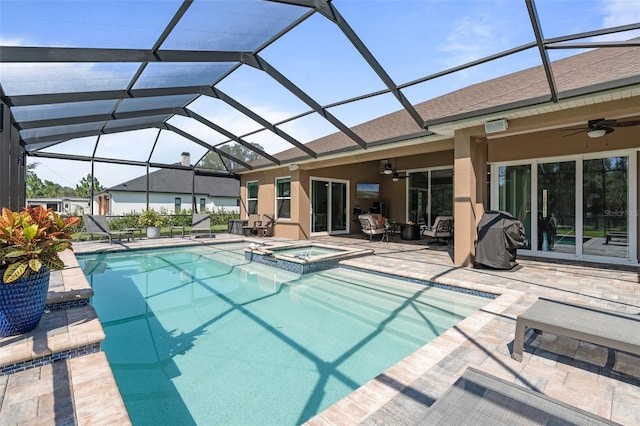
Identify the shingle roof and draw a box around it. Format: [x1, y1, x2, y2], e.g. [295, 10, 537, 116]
[105, 168, 239, 198]
[269, 42, 640, 163]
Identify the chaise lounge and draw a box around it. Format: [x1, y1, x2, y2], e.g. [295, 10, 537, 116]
[417, 367, 617, 425]
[83, 214, 135, 244]
[512, 297, 640, 362]
[190, 213, 213, 238]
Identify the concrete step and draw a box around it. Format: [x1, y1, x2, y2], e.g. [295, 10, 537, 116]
[0, 351, 131, 425]
[0, 305, 105, 376]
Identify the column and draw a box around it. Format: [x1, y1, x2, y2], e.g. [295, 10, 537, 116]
[454, 129, 487, 266]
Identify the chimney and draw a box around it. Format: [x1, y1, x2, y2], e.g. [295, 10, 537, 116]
[181, 152, 190, 167]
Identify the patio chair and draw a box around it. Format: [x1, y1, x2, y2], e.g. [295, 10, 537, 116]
[83, 214, 135, 244]
[417, 367, 617, 425]
[190, 213, 213, 238]
[512, 297, 640, 362]
[242, 214, 263, 236]
[358, 214, 388, 242]
[422, 215, 453, 245]
[260, 214, 275, 237]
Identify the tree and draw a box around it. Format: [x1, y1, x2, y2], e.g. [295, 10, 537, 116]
[26, 162, 75, 198]
[26, 174, 46, 198]
[200, 143, 265, 171]
[75, 174, 105, 197]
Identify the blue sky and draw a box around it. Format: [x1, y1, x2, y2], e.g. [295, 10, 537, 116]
[1, 0, 639, 188]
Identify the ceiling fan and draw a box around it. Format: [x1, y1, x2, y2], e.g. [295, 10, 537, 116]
[562, 118, 640, 138]
[379, 159, 406, 181]
[390, 171, 407, 182]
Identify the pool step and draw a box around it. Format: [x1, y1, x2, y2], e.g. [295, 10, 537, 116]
[47, 249, 95, 311]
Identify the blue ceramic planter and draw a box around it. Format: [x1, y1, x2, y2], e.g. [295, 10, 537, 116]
[0, 268, 50, 338]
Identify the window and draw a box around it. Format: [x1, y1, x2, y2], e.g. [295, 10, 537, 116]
[200, 198, 206, 213]
[174, 197, 181, 213]
[275, 177, 291, 219]
[247, 181, 258, 215]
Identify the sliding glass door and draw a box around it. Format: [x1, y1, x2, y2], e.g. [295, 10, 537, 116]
[408, 168, 453, 226]
[493, 151, 636, 263]
[311, 178, 348, 235]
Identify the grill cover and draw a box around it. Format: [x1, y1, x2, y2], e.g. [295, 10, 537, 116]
[475, 211, 527, 269]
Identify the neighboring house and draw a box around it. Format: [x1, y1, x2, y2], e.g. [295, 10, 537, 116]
[239, 43, 640, 268]
[95, 168, 240, 216]
[26, 197, 92, 216]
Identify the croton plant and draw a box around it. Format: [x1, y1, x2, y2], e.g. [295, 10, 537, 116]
[0, 206, 80, 283]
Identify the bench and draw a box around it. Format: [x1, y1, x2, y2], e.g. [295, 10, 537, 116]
[512, 297, 640, 362]
[605, 231, 627, 245]
[417, 367, 618, 425]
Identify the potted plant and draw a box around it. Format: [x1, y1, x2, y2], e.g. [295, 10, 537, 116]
[0, 206, 80, 337]
[138, 210, 166, 239]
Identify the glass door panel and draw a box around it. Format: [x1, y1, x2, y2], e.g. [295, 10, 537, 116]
[311, 179, 347, 234]
[408, 172, 428, 225]
[311, 180, 328, 233]
[430, 169, 453, 226]
[330, 182, 347, 232]
[498, 165, 531, 249]
[583, 157, 628, 258]
[537, 161, 576, 254]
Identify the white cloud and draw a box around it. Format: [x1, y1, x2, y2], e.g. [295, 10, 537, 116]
[439, 15, 499, 67]
[602, 0, 640, 27]
[592, 0, 640, 41]
[0, 36, 25, 46]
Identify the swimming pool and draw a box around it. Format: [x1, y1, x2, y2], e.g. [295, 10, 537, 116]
[80, 243, 490, 425]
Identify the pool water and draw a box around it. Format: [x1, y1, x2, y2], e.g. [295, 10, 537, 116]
[80, 243, 489, 425]
[272, 245, 344, 258]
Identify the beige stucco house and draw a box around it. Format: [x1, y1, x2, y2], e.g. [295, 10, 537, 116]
[238, 43, 640, 267]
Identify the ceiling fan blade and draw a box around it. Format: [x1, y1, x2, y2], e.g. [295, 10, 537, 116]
[612, 120, 640, 127]
[562, 129, 587, 137]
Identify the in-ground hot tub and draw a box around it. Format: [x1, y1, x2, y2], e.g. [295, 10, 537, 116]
[245, 242, 374, 274]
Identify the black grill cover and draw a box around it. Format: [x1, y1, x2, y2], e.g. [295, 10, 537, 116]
[475, 211, 527, 269]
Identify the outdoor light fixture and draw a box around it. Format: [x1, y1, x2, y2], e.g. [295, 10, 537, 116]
[288, 163, 299, 171]
[392, 176, 399, 182]
[484, 118, 508, 133]
[587, 129, 607, 138]
[383, 162, 393, 174]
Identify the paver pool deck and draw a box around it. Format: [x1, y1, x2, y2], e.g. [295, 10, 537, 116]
[1, 233, 638, 424]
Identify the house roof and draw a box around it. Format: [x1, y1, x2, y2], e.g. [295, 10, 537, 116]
[105, 168, 239, 198]
[265, 42, 640, 165]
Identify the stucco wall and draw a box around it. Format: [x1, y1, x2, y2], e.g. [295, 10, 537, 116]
[240, 148, 454, 239]
[488, 124, 639, 163]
